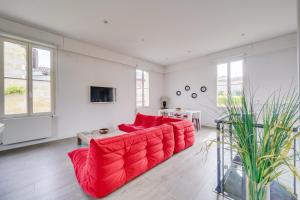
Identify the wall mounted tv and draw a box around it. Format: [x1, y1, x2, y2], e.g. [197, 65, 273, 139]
[90, 86, 116, 103]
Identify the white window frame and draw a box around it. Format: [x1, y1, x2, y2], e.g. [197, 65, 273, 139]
[136, 69, 150, 108]
[217, 59, 244, 107]
[0, 36, 56, 118]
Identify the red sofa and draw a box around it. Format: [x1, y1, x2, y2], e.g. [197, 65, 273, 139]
[68, 114, 195, 198]
[119, 113, 194, 153]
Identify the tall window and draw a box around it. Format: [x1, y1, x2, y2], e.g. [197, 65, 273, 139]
[1, 38, 54, 116]
[136, 69, 149, 107]
[217, 60, 243, 107]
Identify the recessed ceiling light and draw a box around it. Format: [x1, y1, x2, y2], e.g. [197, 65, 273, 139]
[241, 33, 246, 37]
[103, 20, 109, 24]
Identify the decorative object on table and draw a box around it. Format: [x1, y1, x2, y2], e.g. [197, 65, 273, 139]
[191, 93, 197, 98]
[160, 96, 169, 109]
[99, 128, 109, 134]
[209, 90, 300, 200]
[185, 85, 190, 91]
[176, 91, 181, 96]
[175, 107, 182, 112]
[200, 86, 207, 92]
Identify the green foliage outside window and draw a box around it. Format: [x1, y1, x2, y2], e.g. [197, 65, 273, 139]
[5, 85, 26, 95]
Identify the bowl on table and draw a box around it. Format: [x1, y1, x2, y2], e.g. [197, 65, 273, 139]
[99, 128, 109, 134]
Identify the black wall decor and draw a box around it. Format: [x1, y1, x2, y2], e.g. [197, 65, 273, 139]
[185, 85, 190, 91]
[200, 86, 207, 92]
[176, 91, 181, 96]
[191, 93, 197, 99]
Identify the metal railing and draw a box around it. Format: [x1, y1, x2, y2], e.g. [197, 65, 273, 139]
[215, 115, 299, 200]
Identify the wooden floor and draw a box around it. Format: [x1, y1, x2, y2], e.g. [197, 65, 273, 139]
[0, 128, 224, 200]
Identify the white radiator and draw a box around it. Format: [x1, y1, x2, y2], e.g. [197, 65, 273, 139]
[2, 116, 52, 144]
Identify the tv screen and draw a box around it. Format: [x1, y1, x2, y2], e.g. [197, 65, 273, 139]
[90, 86, 115, 103]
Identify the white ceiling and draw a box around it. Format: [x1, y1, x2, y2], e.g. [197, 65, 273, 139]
[0, 0, 296, 66]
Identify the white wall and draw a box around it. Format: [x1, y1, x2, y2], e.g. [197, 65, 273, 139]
[0, 17, 297, 149]
[164, 33, 298, 127]
[0, 18, 164, 148]
[54, 51, 136, 139]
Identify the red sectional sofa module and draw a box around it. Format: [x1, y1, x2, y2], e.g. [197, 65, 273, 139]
[166, 120, 195, 153]
[119, 113, 195, 154]
[118, 113, 163, 132]
[68, 124, 175, 198]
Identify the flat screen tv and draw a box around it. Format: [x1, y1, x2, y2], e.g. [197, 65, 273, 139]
[90, 86, 116, 103]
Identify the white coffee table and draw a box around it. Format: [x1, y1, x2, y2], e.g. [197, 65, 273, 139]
[77, 128, 124, 145]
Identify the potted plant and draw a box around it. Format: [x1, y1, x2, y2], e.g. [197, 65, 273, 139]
[214, 90, 300, 200]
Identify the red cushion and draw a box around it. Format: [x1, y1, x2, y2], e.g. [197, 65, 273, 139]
[118, 124, 144, 132]
[133, 113, 163, 128]
[68, 124, 174, 198]
[167, 120, 195, 153]
[162, 116, 183, 123]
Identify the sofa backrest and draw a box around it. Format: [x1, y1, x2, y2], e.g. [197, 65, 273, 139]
[161, 116, 182, 123]
[85, 124, 174, 197]
[133, 113, 163, 127]
[161, 117, 195, 153]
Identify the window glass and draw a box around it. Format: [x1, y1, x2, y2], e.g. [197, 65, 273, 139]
[143, 71, 149, 88]
[217, 63, 227, 85]
[230, 60, 243, 85]
[144, 88, 149, 107]
[217, 60, 243, 107]
[217, 85, 227, 107]
[217, 63, 228, 107]
[32, 48, 51, 81]
[4, 78, 27, 114]
[33, 81, 51, 113]
[4, 41, 27, 79]
[136, 69, 149, 107]
[4, 41, 28, 115]
[32, 48, 52, 113]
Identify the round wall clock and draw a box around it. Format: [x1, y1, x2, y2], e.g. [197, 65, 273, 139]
[185, 85, 190, 91]
[200, 86, 207, 92]
[176, 91, 181, 96]
[191, 93, 197, 99]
